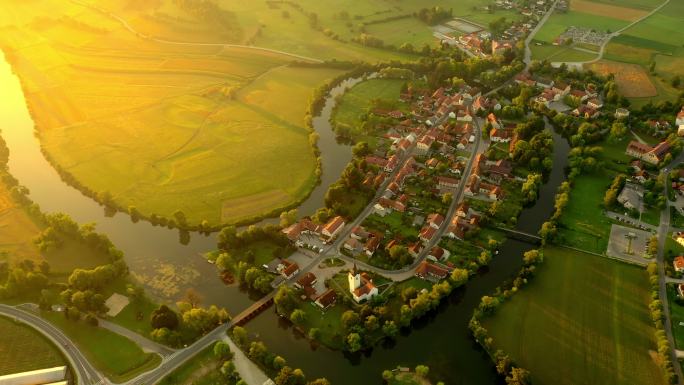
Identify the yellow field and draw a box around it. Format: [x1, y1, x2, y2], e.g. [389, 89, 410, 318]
[0, 1, 349, 227]
[0, 185, 42, 262]
[587, 61, 657, 97]
[570, 0, 649, 21]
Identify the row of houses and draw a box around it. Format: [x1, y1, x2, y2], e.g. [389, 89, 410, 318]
[282, 215, 346, 244]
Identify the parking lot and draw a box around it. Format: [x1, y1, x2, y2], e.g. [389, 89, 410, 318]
[606, 224, 653, 266]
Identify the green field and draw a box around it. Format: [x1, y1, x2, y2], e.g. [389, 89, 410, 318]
[158, 344, 231, 385]
[533, 12, 628, 44]
[666, 284, 684, 349]
[530, 44, 598, 62]
[0, 315, 66, 375]
[42, 312, 161, 382]
[484, 247, 666, 385]
[332, 78, 407, 142]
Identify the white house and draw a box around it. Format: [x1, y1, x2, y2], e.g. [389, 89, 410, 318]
[348, 265, 378, 303]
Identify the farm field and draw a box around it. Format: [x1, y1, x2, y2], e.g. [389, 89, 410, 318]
[0, 2, 352, 227]
[587, 61, 657, 98]
[42, 312, 161, 383]
[530, 44, 597, 62]
[0, 315, 66, 375]
[532, 12, 628, 44]
[484, 247, 666, 385]
[600, 0, 684, 102]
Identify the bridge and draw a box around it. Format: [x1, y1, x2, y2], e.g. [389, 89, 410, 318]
[494, 226, 542, 245]
[230, 291, 276, 327]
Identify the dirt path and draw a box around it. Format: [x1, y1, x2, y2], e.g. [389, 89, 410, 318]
[69, 0, 323, 63]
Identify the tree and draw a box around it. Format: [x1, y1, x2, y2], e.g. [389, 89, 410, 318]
[248, 341, 268, 363]
[290, 309, 307, 325]
[523, 249, 543, 266]
[382, 370, 393, 381]
[364, 315, 379, 332]
[341, 310, 360, 330]
[184, 288, 202, 308]
[275, 286, 297, 315]
[232, 326, 248, 347]
[280, 209, 298, 228]
[450, 268, 469, 286]
[609, 121, 627, 141]
[415, 365, 430, 377]
[151, 305, 179, 330]
[221, 360, 237, 379]
[382, 320, 399, 338]
[441, 192, 453, 205]
[213, 341, 232, 360]
[273, 355, 287, 370]
[506, 367, 531, 385]
[672, 75, 681, 88]
[346, 332, 362, 352]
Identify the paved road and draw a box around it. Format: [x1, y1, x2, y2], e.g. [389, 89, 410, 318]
[98, 318, 175, 357]
[656, 153, 684, 385]
[0, 304, 106, 385]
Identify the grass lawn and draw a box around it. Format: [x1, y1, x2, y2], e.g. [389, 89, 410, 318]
[158, 343, 235, 385]
[110, 295, 159, 338]
[484, 246, 666, 385]
[533, 11, 628, 45]
[666, 284, 684, 350]
[42, 312, 161, 382]
[297, 301, 347, 349]
[364, 17, 436, 48]
[0, 315, 66, 375]
[333, 78, 407, 141]
[556, 172, 615, 253]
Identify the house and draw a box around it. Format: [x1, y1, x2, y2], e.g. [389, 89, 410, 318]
[487, 113, 501, 130]
[281, 218, 320, 241]
[456, 202, 470, 218]
[679, 125, 684, 137]
[278, 259, 299, 279]
[674, 256, 684, 273]
[322, 216, 345, 240]
[364, 235, 383, 257]
[315, 289, 337, 309]
[679, 284, 684, 299]
[344, 238, 363, 253]
[427, 213, 445, 229]
[552, 81, 570, 96]
[464, 174, 481, 196]
[426, 158, 440, 169]
[427, 246, 448, 262]
[415, 260, 450, 281]
[385, 154, 400, 172]
[295, 272, 317, 289]
[416, 135, 435, 155]
[587, 98, 603, 110]
[572, 105, 600, 119]
[615, 108, 630, 119]
[351, 226, 370, 241]
[348, 265, 378, 303]
[419, 226, 437, 244]
[408, 242, 423, 257]
[436, 176, 459, 189]
[569, 89, 588, 102]
[676, 107, 684, 126]
[456, 109, 473, 122]
[490, 128, 512, 143]
[365, 156, 388, 168]
[492, 40, 513, 55]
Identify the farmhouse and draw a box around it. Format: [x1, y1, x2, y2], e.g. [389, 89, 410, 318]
[614, 108, 630, 119]
[419, 225, 438, 244]
[490, 128, 513, 143]
[295, 272, 317, 289]
[679, 284, 684, 299]
[427, 246, 448, 262]
[278, 259, 300, 279]
[617, 183, 643, 211]
[282, 218, 320, 241]
[436, 176, 459, 189]
[427, 213, 445, 229]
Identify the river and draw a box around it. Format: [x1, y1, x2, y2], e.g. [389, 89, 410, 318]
[0, 54, 356, 314]
[1, 48, 571, 384]
[240, 121, 570, 385]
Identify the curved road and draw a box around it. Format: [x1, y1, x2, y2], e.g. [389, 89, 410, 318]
[0, 304, 105, 385]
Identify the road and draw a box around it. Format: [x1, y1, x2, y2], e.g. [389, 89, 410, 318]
[655, 151, 684, 385]
[0, 304, 105, 385]
[523, 0, 560, 67]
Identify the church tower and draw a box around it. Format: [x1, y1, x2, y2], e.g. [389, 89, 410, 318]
[348, 263, 361, 291]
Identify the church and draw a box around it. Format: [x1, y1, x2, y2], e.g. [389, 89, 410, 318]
[348, 264, 378, 302]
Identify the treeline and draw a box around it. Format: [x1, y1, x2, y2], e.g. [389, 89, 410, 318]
[229, 325, 330, 385]
[150, 300, 230, 347]
[469, 249, 545, 385]
[414, 6, 452, 25]
[646, 263, 677, 383]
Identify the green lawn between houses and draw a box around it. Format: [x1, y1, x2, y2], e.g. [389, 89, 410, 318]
[0, 315, 66, 375]
[484, 246, 666, 385]
[42, 312, 161, 383]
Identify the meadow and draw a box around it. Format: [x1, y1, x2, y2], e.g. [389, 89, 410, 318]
[43, 312, 161, 383]
[0, 315, 66, 375]
[484, 246, 666, 385]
